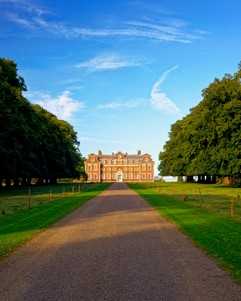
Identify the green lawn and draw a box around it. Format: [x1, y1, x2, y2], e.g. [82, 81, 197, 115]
[0, 183, 86, 215]
[129, 182, 241, 282]
[0, 183, 109, 259]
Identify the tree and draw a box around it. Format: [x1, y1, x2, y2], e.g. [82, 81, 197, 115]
[0, 58, 84, 187]
[159, 62, 241, 184]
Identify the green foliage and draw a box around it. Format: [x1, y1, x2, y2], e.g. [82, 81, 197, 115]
[0, 58, 84, 185]
[159, 63, 241, 180]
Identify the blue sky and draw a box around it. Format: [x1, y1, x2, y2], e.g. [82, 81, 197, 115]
[1, 0, 241, 174]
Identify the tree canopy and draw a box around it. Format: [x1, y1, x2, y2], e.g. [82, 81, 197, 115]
[159, 63, 241, 183]
[0, 58, 84, 186]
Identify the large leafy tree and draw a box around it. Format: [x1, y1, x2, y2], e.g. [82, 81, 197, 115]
[159, 63, 241, 183]
[0, 58, 29, 185]
[0, 58, 84, 186]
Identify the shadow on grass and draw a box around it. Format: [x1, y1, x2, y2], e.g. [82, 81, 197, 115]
[1, 194, 241, 300]
[0, 184, 109, 257]
[0, 193, 152, 236]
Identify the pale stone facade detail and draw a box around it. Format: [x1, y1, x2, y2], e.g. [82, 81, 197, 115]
[85, 151, 154, 182]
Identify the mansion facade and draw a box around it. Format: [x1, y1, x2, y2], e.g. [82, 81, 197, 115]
[85, 151, 154, 182]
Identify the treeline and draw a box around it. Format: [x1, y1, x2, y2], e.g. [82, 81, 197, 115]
[159, 63, 241, 184]
[0, 58, 85, 187]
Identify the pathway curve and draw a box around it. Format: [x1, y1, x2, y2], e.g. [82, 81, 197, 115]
[0, 183, 241, 300]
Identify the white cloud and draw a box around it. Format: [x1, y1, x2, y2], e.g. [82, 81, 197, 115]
[98, 98, 145, 109]
[6, 13, 36, 29]
[97, 67, 180, 114]
[126, 20, 190, 41]
[2, 0, 208, 43]
[0, 0, 48, 16]
[28, 90, 85, 120]
[150, 66, 180, 114]
[76, 54, 142, 72]
[4, 7, 207, 44]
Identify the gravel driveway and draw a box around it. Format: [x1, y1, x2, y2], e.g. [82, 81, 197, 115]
[0, 183, 240, 301]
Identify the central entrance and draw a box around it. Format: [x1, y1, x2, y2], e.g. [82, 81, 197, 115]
[116, 170, 123, 182]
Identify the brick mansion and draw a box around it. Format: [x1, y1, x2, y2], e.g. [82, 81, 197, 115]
[85, 151, 154, 182]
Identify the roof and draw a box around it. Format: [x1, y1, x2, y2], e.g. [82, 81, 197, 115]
[86, 151, 154, 162]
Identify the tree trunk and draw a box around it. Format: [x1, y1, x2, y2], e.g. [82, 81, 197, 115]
[27, 178, 32, 186]
[50, 177, 57, 185]
[5, 178, 11, 187]
[36, 178, 44, 185]
[13, 178, 19, 187]
[186, 176, 194, 183]
[22, 178, 28, 186]
[178, 176, 183, 182]
[206, 175, 212, 184]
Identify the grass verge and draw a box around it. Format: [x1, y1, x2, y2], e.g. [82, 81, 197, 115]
[0, 183, 109, 259]
[129, 182, 241, 283]
[0, 183, 87, 215]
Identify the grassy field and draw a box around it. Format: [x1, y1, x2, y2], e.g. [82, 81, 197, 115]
[129, 182, 241, 282]
[0, 183, 86, 216]
[147, 182, 241, 220]
[0, 183, 108, 259]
